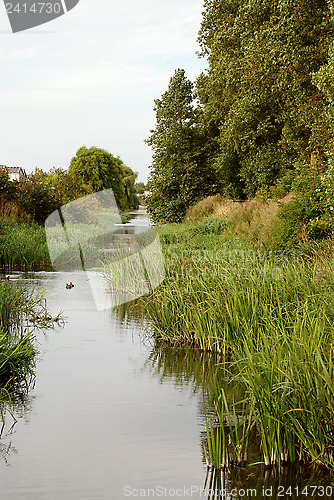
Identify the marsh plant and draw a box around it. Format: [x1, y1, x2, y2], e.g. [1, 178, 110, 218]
[0, 280, 59, 419]
[143, 222, 334, 473]
[0, 219, 50, 271]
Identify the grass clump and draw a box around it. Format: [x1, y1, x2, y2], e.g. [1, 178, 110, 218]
[191, 217, 228, 235]
[0, 280, 59, 410]
[0, 328, 36, 382]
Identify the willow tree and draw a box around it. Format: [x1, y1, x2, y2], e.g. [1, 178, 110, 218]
[69, 146, 138, 210]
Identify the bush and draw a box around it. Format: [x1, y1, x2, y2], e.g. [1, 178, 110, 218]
[191, 217, 228, 235]
[277, 162, 333, 246]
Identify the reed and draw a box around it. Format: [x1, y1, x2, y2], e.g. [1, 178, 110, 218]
[0, 328, 36, 382]
[0, 218, 50, 271]
[0, 279, 59, 418]
[143, 221, 334, 472]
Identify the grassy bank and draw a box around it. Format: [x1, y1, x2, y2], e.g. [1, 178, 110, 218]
[0, 218, 50, 271]
[143, 217, 334, 472]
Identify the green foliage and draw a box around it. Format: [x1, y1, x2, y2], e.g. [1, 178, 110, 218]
[0, 168, 17, 201]
[196, 0, 333, 196]
[146, 69, 218, 223]
[46, 167, 89, 207]
[191, 216, 227, 235]
[271, 169, 296, 199]
[213, 152, 246, 199]
[0, 167, 90, 225]
[135, 182, 145, 194]
[278, 162, 333, 244]
[69, 146, 138, 211]
[121, 164, 139, 210]
[16, 168, 59, 224]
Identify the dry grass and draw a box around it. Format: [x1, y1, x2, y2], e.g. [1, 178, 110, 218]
[186, 195, 294, 250]
[0, 196, 22, 219]
[185, 195, 235, 221]
[227, 199, 280, 250]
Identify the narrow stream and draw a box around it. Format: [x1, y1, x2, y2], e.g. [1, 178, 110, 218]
[0, 210, 211, 499]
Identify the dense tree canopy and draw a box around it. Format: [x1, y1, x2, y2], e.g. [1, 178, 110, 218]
[145, 1, 334, 222]
[0, 147, 138, 225]
[196, 0, 334, 196]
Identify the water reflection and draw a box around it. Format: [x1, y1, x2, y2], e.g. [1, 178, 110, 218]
[113, 296, 149, 326]
[202, 465, 334, 499]
[0, 271, 212, 499]
[145, 346, 221, 393]
[0, 377, 34, 466]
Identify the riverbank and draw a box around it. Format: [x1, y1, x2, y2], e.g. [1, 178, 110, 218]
[143, 218, 334, 472]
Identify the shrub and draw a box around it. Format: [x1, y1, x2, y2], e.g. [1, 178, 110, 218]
[191, 217, 228, 235]
[277, 162, 333, 246]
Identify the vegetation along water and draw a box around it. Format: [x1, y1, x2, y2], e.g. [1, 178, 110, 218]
[143, 203, 334, 480]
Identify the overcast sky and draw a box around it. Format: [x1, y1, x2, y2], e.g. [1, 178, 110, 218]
[0, 0, 208, 182]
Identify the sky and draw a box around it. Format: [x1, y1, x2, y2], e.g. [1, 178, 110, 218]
[0, 0, 208, 183]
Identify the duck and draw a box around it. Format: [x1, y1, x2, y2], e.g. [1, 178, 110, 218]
[66, 282, 74, 289]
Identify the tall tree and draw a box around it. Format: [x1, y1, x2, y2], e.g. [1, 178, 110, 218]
[145, 69, 218, 223]
[197, 0, 333, 197]
[16, 168, 59, 224]
[46, 167, 89, 206]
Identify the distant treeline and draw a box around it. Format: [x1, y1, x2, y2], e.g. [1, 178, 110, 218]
[0, 146, 139, 224]
[146, 0, 334, 223]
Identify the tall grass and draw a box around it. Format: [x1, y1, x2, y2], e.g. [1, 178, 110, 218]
[0, 280, 60, 333]
[0, 218, 50, 271]
[143, 222, 334, 472]
[0, 280, 59, 416]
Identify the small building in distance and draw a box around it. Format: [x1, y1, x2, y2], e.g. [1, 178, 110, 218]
[0, 165, 27, 182]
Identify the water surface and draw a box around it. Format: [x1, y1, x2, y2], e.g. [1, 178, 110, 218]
[0, 270, 211, 500]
